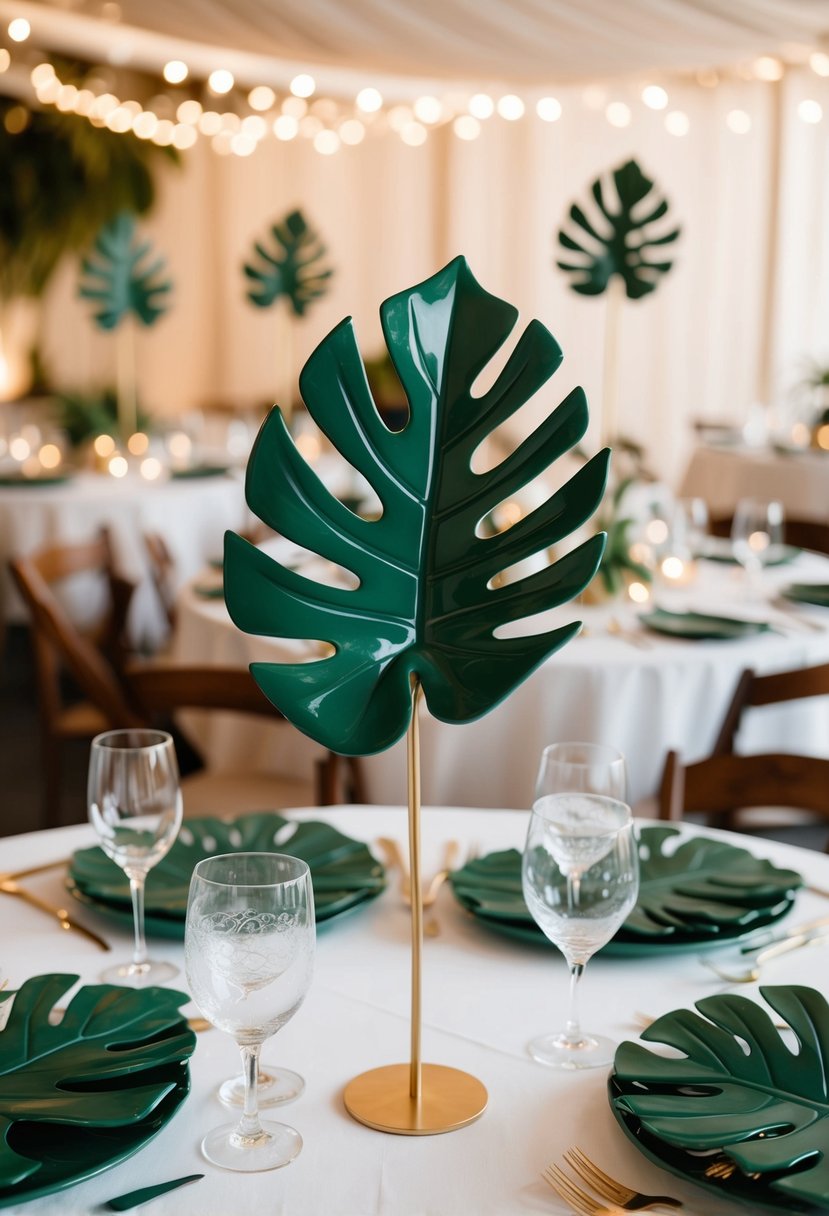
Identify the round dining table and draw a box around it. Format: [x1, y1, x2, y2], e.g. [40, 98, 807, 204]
[170, 543, 829, 809]
[679, 442, 829, 524]
[2, 805, 829, 1215]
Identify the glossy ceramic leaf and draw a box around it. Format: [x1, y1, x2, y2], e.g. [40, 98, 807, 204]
[639, 609, 772, 640]
[783, 583, 829, 608]
[244, 208, 333, 317]
[225, 256, 609, 755]
[78, 211, 171, 330]
[450, 826, 801, 945]
[0, 974, 194, 1191]
[612, 986, 829, 1209]
[69, 812, 385, 928]
[557, 159, 680, 299]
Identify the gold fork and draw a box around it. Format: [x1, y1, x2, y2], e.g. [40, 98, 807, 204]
[542, 1164, 629, 1214]
[563, 1148, 683, 1210]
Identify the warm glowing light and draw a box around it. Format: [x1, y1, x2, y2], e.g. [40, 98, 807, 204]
[295, 433, 321, 462]
[133, 111, 158, 139]
[817, 424, 829, 450]
[55, 85, 78, 112]
[94, 434, 116, 458]
[167, 432, 192, 460]
[163, 60, 188, 84]
[9, 437, 30, 461]
[642, 84, 668, 110]
[108, 455, 128, 478]
[726, 109, 752, 134]
[140, 457, 162, 480]
[212, 132, 232, 155]
[273, 114, 298, 140]
[0, 49, 8, 72]
[453, 114, 481, 140]
[339, 118, 365, 145]
[282, 96, 307, 118]
[536, 96, 562, 122]
[498, 501, 523, 528]
[21, 456, 41, 478]
[241, 114, 267, 139]
[386, 105, 412, 131]
[220, 111, 241, 132]
[660, 555, 685, 580]
[798, 98, 823, 123]
[73, 89, 95, 116]
[665, 109, 690, 136]
[748, 529, 770, 553]
[628, 581, 650, 604]
[177, 99, 202, 124]
[497, 94, 524, 120]
[30, 63, 54, 88]
[314, 128, 340, 155]
[106, 106, 133, 133]
[151, 119, 175, 146]
[469, 93, 494, 119]
[606, 101, 631, 127]
[792, 421, 811, 445]
[248, 85, 275, 111]
[208, 69, 234, 95]
[91, 93, 119, 120]
[400, 121, 427, 146]
[356, 87, 383, 113]
[413, 95, 442, 125]
[38, 443, 61, 469]
[290, 73, 315, 98]
[810, 51, 829, 77]
[230, 132, 256, 156]
[753, 56, 784, 81]
[8, 18, 30, 41]
[199, 110, 222, 135]
[127, 431, 149, 455]
[645, 518, 669, 545]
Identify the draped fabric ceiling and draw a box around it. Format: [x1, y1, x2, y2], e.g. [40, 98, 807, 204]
[6, 1, 829, 482]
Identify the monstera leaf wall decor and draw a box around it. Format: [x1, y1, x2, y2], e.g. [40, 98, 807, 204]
[78, 211, 172, 440]
[224, 255, 609, 1135]
[557, 158, 680, 446]
[243, 208, 333, 419]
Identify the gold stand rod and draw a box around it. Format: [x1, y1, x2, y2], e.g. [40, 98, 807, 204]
[407, 674, 423, 1102]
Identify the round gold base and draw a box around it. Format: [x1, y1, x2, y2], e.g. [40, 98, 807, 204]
[343, 1063, 488, 1135]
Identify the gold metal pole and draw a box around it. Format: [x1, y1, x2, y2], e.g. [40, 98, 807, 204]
[601, 275, 624, 449]
[116, 321, 138, 442]
[407, 675, 423, 1101]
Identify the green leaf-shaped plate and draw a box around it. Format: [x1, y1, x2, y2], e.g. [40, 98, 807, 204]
[0, 474, 72, 487]
[783, 583, 829, 609]
[170, 465, 231, 479]
[610, 986, 829, 1211]
[68, 812, 386, 937]
[449, 826, 801, 955]
[639, 608, 772, 640]
[695, 539, 801, 567]
[0, 974, 193, 1207]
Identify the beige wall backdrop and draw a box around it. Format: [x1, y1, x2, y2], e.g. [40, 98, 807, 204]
[39, 68, 829, 483]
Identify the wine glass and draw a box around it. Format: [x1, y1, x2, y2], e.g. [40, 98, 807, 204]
[185, 852, 315, 1172]
[536, 741, 627, 802]
[731, 498, 784, 598]
[88, 729, 182, 985]
[522, 793, 638, 1069]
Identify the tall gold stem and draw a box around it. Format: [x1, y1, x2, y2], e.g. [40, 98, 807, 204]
[407, 674, 423, 1102]
[601, 276, 624, 449]
[116, 321, 138, 441]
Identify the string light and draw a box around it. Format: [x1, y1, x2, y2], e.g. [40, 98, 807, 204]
[606, 101, 631, 127]
[453, 114, 481, 140]
[642, 84, 668, 110]
[798, 98, 823, 123]
[248, 85, 275, 111]
[536, 96, 562, 121]
[726, 109, 751, 133]
[356, 87, 382, 113]
[497, 94, 524, 120]
[664, 109, 690, 136]
[7, 18, 30, 41]
[290, 73, 315, 98]
[469, 93, 494, 119]
[810, 52, 829, 77]
[162, 60, 188, 84]
[208, 69, 234, 95]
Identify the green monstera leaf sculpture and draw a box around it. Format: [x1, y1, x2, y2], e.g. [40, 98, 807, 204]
[243, 208, 332, 317]
[225, 256, 608, 756]
[557, 158, 680, 301]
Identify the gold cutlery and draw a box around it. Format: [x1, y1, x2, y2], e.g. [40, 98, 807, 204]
[0, 879, 110, 951]
[561, 1148, 683, 1211]
[423, 841, 462, 938]
[543, 1157, 681, 1213]
[0, 856, 71, 883]
[375, 837, 410, 898]
[607, 617, 652, 649]
[701, 926, 829, 983]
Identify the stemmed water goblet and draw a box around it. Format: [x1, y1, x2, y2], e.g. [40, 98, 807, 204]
[87, 728, 182, 985]
[731, 498, 784, 600]
[536, 741, 627, 802]
[185, 851, 315, 1171]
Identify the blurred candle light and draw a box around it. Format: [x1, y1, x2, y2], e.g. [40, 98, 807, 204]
[127, 431, 149, 455]
[295, 432, 321, 462]
[38, 443, 61, 469]
[108, 454, 129, 478]
[21, 455, 41, 478]
[645, 518, 669, 545]
[8, 18, 31, 41]
[94, 433, 116, 458]
[167, 431, 192, 463]
[792, 421, 811, 446]
[9, 436, 30, 462]
[628, 581, 650, 604]
[642, 84, 668, 110]
[140, 456, 162, 480]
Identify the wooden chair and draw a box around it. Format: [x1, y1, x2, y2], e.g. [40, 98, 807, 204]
[659, 750, 829, 842]
[710, 514, 829, 556]
[143, 531, 178, 633]
[9, 534, 141, 827]
[712, 662, 829, 756]
[124, 662, 366, 815]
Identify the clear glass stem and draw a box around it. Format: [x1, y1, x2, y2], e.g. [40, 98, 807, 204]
[564, 961, 585, 1046]
[236, 1043, 264, 1141]
[128, 874, 147, 969]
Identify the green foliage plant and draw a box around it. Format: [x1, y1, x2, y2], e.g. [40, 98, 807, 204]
[78, 212, 171, 331]
[244, 209, 332, 316]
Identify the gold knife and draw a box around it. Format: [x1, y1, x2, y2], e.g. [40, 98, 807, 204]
[0, 880, 110, 951]
[0, 857, 71, 884]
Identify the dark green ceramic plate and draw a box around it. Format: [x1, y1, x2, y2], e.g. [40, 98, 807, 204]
[170, 465, 231, 479]
[449, 827, 801, 955]
[0, 473, 72, 487]
[610, 987, 829, 1212]
[782, 583, 829, 609]
[640, 608, 772, 640]
[192, 583, 224, 598]
[68, 812, 386, 937]
[0, 975, 193, 1209]
[695, 539, 801, 567]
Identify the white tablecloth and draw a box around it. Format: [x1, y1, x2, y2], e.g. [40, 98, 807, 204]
[0, 472, 249, 647]
[2, 807, 829, 1215]
[679, 443, 829, 523]
[170, 547, 829, 808]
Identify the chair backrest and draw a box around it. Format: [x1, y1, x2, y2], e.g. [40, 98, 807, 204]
[713, 662, 829, 754]
[710, 513, 829, 555]
[659, 749, 829, 823]
[9, 537, 140, 729]
[143, 532, 177, 632]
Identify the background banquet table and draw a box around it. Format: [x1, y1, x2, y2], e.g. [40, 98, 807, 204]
[4, 805, 829, 1216]
[679, 443, 829, 524]
[170, 544, 829, 809]
[0, 471, 248, 648]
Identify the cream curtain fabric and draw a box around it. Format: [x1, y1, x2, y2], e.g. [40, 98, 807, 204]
[40, 67, 829, 483]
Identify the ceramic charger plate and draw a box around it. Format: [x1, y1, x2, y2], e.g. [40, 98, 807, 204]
[449, 826, 801, 956]
[638, 608, 772, 641]
[68, 812, 386, 937]
[609, 986, 829, 1212]
[0, 975, 194, 1209]
[782, 583, 829, 609]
